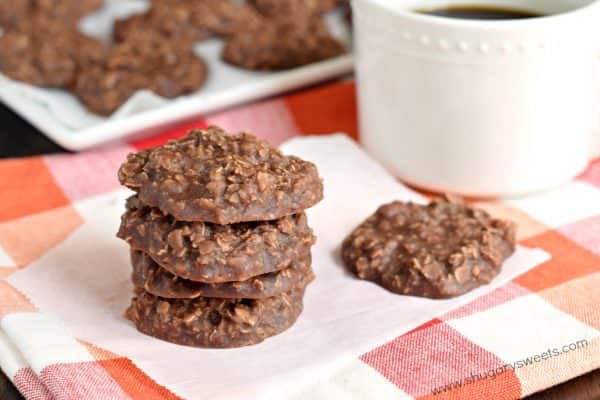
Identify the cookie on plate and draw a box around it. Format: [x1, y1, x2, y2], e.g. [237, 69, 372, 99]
[0, 0, 102, 29]
[118, 196, 315, 282]
[222, 16, 345, 70]
[0, 16, 106, 87]
[190, 0, 264, 37]
[113, 1, 212, 42]
[35, 0, 103, 24]
[113, 11, 207, 43]
[248, 0, 340, 16]
[118, 126, 324, 224]
[131, 249, 314, 299]
[114, 0, 262, 42]
[341, 196, 516, 299]
[0, 0, 30, 28]
[74, 31, 206, 115]
[126, 286, 305, 347]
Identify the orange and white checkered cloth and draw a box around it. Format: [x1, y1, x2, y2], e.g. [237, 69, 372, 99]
[0, 81, 598, 400]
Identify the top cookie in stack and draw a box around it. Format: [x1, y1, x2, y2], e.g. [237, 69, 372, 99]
[117, 126, 323, 348]
[118, 126, 323, 223]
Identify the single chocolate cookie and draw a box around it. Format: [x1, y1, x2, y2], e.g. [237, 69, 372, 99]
[35, 0, 103, 24]
[118, 126, 323, 224]
[222, 16, 345, 70]
[131, 249, 314, 299]
[126, 287, 305, 347]
[118, 196, 315, 282]
[0, 0, 101, 29]
[74, 31, 206, 115]
[0, 16, 106, 87]
[190, 0, 264, 37]
[113, 3, 212, 43]
[0, 0, 30, 28]
[341, 196, 517, 299]
[114, 0, 262, 42]
[249, 0, 340, 16]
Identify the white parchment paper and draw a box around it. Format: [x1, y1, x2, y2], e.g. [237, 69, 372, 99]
[5, 135, 549, 399]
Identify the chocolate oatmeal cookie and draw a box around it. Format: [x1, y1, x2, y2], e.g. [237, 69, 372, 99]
[222, 16, 345, 70]
[0, 0, 30, 28]
[249, 0, 340, 16]
[74, 31, 206, 115]
[118, 196, 316, 282]
[118, 127, 323, 224]
[0, 16, 106, 87]
[113, 2, 212, 42]
[113, 12, 204, 43]
[35, 0, 103, 24]
[131, 249, 314, 299]
[341, 196, 517, 299]
[0, 0, 101, 29]
[114, 0, 262, 42]
[191, 0, 264, 37]
[126, 287, 305, 347]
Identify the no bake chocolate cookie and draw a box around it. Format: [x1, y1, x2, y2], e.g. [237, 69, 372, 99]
[249, 0, 340, 16]
[190, 0, 264, 37]
[222, 16, 345, 70]
[126, 286, 305, 347]
[118, 196, 315, 283]
[0, 0, 30, 28]
[341, 196, 516, 299]
[118, 127, 323, 224]
[131, 249, 314, 299]
[0, 0, 101, 29]
[113, 1, 212, 42]
[35, 0, 103, 24]
[114, 0, 262, 42]
[74, 31, 206, 115]
[0, 16, 106, 87]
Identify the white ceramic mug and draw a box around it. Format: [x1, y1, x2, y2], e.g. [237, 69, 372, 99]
[353, 0, 600, 197]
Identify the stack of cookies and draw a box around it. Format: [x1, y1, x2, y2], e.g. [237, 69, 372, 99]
[116, 126, 323, 348]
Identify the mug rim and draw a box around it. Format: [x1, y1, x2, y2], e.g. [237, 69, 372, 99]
[354, 0, 600, 29]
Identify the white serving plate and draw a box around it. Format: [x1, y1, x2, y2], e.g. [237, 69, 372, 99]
[0, 0, 353, 150]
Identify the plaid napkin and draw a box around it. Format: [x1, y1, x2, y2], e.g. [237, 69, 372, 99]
[1, 81, 599, 399]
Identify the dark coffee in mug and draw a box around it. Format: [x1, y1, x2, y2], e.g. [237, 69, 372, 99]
[420, 5, 543, 20]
